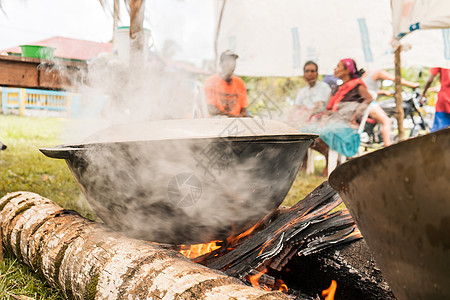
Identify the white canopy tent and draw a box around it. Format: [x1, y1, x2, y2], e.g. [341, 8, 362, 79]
[214, 0, 450, 76]
[392, 0, 450, 69]
[391, 0, 450, 38]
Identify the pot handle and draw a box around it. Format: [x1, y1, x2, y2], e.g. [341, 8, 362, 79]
[39, 147, 86, 159]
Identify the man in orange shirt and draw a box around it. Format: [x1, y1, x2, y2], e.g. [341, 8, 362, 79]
[204, 50, 249, 117]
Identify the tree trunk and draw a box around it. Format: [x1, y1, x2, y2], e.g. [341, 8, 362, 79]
[0, 192, 288, 300]
[129, 0, 145, 70]
[112, 0, 120, 43]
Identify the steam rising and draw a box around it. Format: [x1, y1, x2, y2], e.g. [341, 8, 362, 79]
[66, 120, 309, 244]
[287, 102, 368, 133]
[57, 55, 312, 244]
[63, 53, 198, 142]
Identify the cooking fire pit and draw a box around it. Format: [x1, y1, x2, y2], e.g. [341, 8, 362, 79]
[41, 118, 316, 244]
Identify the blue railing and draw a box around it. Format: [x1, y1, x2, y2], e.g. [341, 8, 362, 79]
[0, 87, 81, 117]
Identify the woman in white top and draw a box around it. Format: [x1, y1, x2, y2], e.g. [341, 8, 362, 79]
[362, 69, 419, 100]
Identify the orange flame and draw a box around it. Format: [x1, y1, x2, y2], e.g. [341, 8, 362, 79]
[248, 268, 268, 288]
[322, 280, 337, 300]
[179, 241, 221, 259]
[226, 222, 259, 246]
[275, 279, 288, 292]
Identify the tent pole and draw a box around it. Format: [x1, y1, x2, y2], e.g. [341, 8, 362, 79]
[214, 0, 227, 72]
[394, 45, 405, 141]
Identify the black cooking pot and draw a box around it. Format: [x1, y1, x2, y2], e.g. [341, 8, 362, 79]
[41, 118, 316, 244]
[329, 128, 450, 300]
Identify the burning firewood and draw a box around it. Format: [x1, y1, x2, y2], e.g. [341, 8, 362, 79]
[0, 192, 289, 299]
[279, 238, 396, 299]
[206, 182, 361, 280]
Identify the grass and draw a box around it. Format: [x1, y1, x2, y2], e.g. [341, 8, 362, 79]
[0, 115, 96, 219]
[0, 252, 63, 299]
[0, 114, 331, 298]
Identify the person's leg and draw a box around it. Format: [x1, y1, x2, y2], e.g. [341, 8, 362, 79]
[368, 105, 391, 146]
[300, 151, 308, 171]
[431, 111, 450, 132]
[311, 137, 329, 176]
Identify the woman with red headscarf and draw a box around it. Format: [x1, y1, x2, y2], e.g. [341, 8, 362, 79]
[329, 58, 391, 145]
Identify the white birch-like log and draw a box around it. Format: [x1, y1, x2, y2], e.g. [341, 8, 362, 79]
[0, 192, 288, 300]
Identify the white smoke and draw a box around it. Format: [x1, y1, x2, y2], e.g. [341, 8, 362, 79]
[53, 53, 310, 245]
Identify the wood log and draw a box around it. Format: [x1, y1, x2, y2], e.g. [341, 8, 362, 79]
[276, 239, 395, 299]
[207, 182, 362, 279]
[0, 192, 289, 299]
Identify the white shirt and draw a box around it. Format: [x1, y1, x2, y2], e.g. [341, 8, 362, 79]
[362, 71, 381, 100]
[294, 81, 331, 109]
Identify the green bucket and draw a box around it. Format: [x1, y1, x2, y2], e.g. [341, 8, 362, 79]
[20, 45, 55, 59]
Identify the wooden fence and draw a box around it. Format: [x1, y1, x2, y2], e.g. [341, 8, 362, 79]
[0, 87, 82, 117]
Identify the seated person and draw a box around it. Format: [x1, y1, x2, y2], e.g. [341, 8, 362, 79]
[291, 61, 331, 124]
[291, 61, 331, 171]
[303, 58, 391, 175]
[204, 50, 249, 117]
[328, 59, 391, 147]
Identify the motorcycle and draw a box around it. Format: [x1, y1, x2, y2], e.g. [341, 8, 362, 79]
[360, 87, 433, 148]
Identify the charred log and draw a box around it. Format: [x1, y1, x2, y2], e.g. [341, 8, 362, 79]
[274, 239, 396, 300]
[0, 192, 289, 299]
[207, 182, 362, 280]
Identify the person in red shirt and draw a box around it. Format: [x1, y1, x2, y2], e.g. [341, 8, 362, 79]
[421, 67, 450, 132]
[204, 50, 249, 117]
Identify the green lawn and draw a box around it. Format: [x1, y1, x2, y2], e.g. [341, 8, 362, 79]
[0, 115, 95, 219]
[0, 114, 329, 299]
[0, 115, 91, 299]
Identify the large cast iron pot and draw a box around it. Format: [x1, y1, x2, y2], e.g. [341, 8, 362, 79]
[41, 118, 316, 244]
[329, 128, 450, 300]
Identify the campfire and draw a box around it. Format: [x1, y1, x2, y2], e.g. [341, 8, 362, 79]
[172, 182, 393, 299]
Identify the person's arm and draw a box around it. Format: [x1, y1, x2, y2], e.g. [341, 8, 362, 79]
[292, 90, 307, 117]
[421, 73, 437, 104]
[205, 76, 231, 117]
[208, 104, 229, 116]
[378, 89, 394, 96]
[237, 77, 250, 117]
[312, 83, 330, 114]
[239, 107, 250, 117]
[312, 101, 325, 114]
[374, 70, 419, 89]
[294, 89, 303, 107]
[350, 84, 373, 124]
